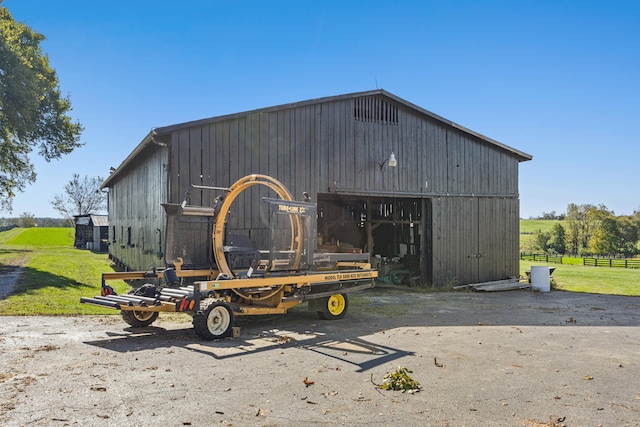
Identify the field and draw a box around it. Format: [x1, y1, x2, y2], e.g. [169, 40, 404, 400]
[520, 219, 640, 295]
[520, 259, 640, 296]
[519, 218, 562, 250]
[0, 228, 129, 315]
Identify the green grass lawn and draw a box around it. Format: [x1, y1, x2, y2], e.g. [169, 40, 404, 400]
[520, 219, 562, 251]
[0, 228, 129, 315]
[520, 260, 640, 296]
[519, 219, 640, 295]
[3, 227, 75, 246]
[519, 219, 562, 234]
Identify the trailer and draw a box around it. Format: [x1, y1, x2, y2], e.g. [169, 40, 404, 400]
[81, 174, 377, 340]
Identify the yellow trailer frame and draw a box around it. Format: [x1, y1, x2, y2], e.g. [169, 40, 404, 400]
[81, 258, 377, 340]
[81, 174, 378, 340]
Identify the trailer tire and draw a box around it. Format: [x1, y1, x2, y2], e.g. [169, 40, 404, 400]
[121, 310, 159, 327]
[193, 300, 234, 340]
[316, 293, 349, 320]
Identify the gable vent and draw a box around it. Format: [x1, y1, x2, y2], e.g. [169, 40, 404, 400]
[354, 96, 398, 124]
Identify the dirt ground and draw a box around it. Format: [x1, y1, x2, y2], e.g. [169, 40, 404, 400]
[1, 287, 640, 426]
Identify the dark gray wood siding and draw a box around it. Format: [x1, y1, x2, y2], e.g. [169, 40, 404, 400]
[164, 98, 520, 201]
[431, 197, 519, 286]
[105, 91, 529, 286]
[107, 142, 168, 270]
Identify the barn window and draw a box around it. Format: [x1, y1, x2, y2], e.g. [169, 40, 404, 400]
[127, 226, 133, 247]
[111, 226, 116, 243]
[353, 96, 398, 124]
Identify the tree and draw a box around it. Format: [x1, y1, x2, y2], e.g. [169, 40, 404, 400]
[548, 223, 566, 254]
[0, 4, 83, 211]
[565, 203, 612, 254]
[18, 211, 35, 228]
[616, 216, 639, 257]
[589, 217, 621, 256]
[539, 211, 565, 220]
[532, 229, 550, 252]
[51, 174, 106, 219]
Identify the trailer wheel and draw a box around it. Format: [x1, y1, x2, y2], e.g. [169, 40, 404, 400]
[121, 310, 159, 327]
[193, 300, 234, 340]
[317, 293, 349, 320]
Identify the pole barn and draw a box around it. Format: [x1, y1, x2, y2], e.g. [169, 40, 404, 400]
[101, 90, 531, 287]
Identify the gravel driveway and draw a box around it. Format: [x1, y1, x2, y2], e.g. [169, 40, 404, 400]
[1, 287, 639, 426]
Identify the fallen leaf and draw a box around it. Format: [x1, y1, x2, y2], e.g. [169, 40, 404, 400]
[434, 357, 444, 368]
[303, 377, 314, 387]
[35, 345, 59, 352]
[583, 375, 594, 380]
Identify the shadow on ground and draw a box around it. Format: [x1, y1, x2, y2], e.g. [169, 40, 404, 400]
[81, 287, 640, 372]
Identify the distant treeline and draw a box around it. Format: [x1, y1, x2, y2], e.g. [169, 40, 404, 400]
[0, 217, 73, 228]
[529, 211, 565, 220]
[525, 204, 640, 257]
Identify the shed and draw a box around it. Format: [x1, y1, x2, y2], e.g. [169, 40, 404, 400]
[73, 214, 109, 252]
[101, 89, 531, 287]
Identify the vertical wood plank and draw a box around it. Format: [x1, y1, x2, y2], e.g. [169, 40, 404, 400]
[221, 120, 231, 186]
[189, 126, 203, 205]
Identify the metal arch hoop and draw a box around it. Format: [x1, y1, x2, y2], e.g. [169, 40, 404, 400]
[212, 174, 303, 283]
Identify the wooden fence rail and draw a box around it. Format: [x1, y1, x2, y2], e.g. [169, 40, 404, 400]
[519, 252, 563, 264]
[583, 258, 640, 269]
[520, 252, 640, 269]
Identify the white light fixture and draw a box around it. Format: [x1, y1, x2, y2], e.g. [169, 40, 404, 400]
[380, 152, 397, 170]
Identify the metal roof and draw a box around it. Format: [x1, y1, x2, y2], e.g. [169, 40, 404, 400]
[74, 214, 108, 227]
[90, 215, 109, 227]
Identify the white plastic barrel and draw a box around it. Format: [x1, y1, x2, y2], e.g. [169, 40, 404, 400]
[530, 266, 550, 292]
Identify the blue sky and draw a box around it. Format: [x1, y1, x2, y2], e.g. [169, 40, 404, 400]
[3, 0, 639, 219]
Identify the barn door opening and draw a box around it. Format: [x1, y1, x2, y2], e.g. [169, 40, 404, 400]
[317, 194, 425, 285]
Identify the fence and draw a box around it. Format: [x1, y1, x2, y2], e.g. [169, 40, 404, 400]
[583, 258, 640, 269]
[519, 252, 563, 264]
[520, 252, 640, 269]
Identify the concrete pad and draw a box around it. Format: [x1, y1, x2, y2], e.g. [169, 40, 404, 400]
[0, 288, 639, 426]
